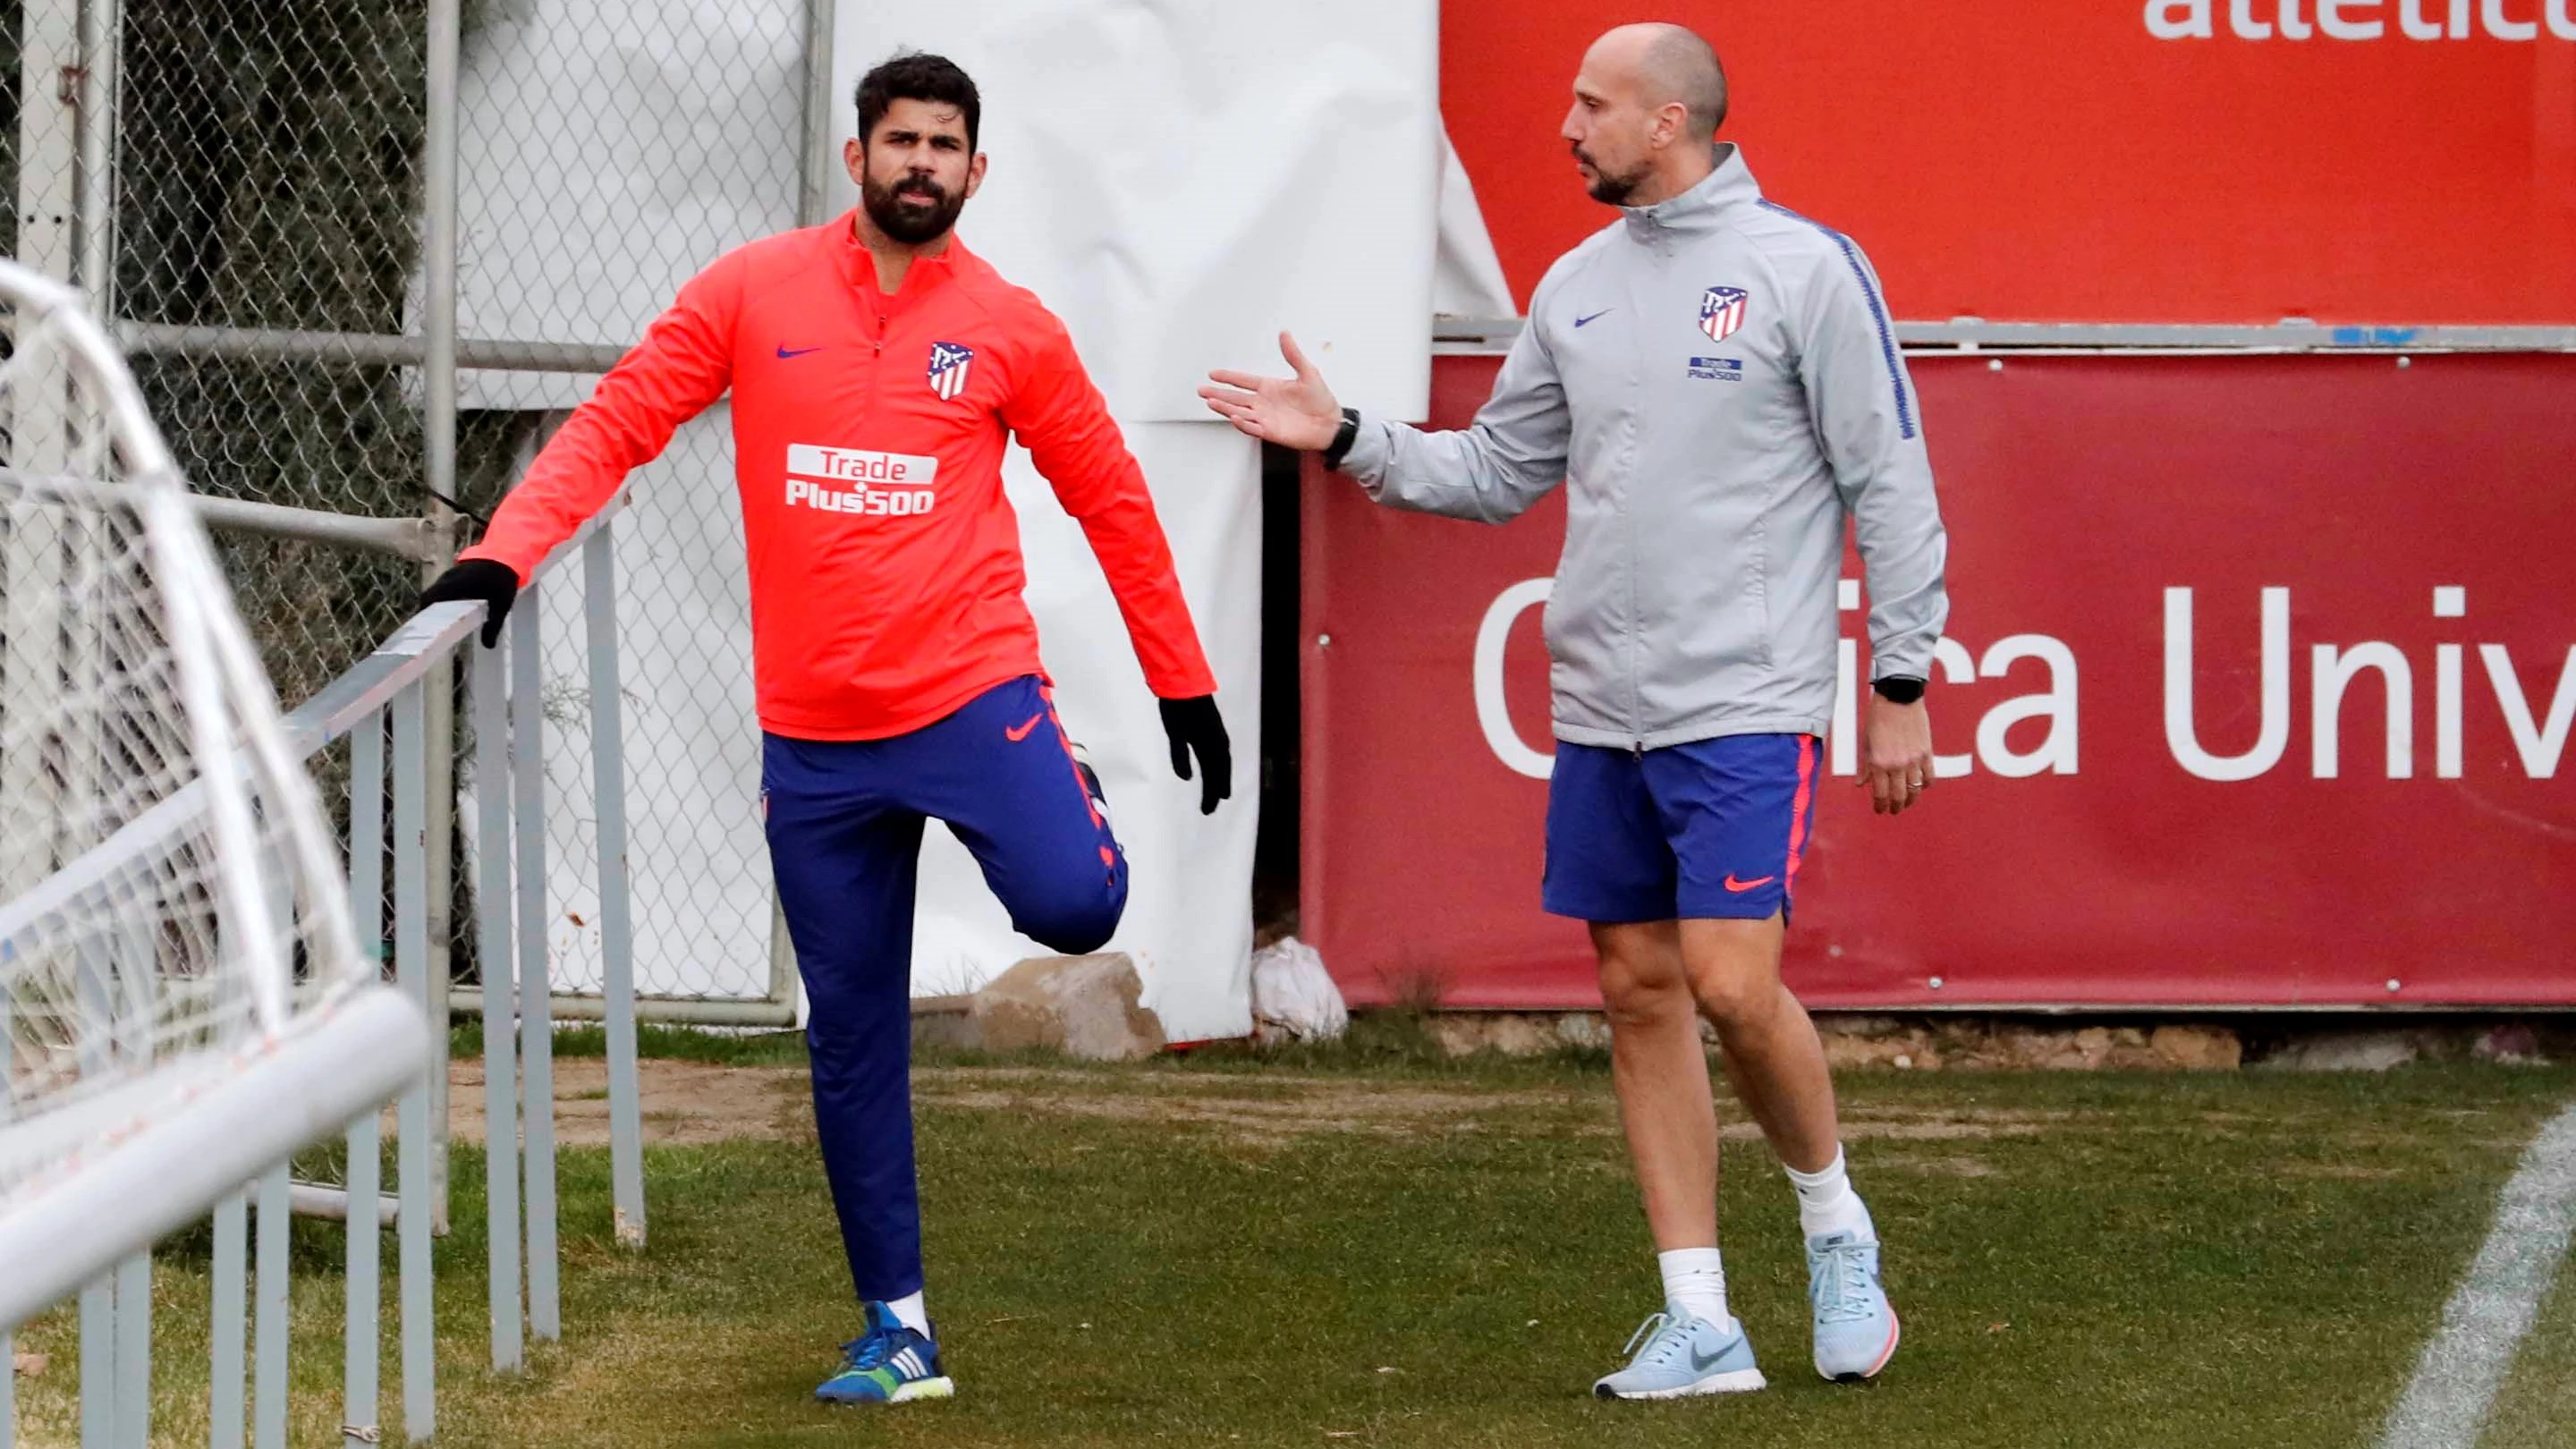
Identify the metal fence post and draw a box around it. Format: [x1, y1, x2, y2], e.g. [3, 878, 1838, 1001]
[474, 634, 524, 1369]
[209, 1190, 248, 1449]
[511, 590, 561, 1340]
[111, 1254, 147, 1449]
[421, 0, 465, 1241]
[343, 708, 387, 1448]
[252, 1165, 290, 1449]
[393, 681, 436, 1445]
[76, 1281, 109, 1449]
[0, 953, 7, 1449]
[586, 525, 647, 1249]
[799, 0, 838, 228]
[79, 51, 130, 1431]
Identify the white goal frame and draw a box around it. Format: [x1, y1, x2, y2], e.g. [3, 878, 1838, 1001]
[0, 261, 429, 1331]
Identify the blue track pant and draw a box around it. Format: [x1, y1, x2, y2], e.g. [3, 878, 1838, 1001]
[763, 674, 1128, 1303]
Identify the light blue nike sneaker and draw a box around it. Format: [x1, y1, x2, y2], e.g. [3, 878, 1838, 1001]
[1808, 1231, 1900, 1381]
[1591, 1310, 1767, 1400]
[815, 1301, 955, 1405]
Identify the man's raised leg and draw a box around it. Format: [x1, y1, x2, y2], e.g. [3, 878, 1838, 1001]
[919, 676, 1129, 956]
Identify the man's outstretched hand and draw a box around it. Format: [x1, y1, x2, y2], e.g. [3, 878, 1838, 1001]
[1159, 695, 1233, 816]
[1200, 332, 1343, 450]
[419, 558, 521, 648]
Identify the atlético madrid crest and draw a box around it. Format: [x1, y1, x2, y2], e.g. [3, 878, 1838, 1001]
[928, 341, 974, 401]
[1699, 286, 1749, 343]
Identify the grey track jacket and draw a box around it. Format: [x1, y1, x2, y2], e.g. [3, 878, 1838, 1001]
[1340, 146, 1949, 750]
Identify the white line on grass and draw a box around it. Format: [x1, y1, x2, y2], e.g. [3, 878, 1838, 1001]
[2378, 1100, 2576, 1449]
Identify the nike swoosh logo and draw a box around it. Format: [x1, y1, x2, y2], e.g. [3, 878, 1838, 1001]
[1573, 309, 1614, 327]
[775, 344, 824, 359]
[1723, 874, 1776, 893]
[1689, 1344, 1731, 1372]
[1004, 714, 1044, 743]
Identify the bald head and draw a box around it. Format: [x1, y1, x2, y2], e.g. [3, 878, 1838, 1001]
[1589, 23, 1728, 141]
[1563, 23, 1729, 208]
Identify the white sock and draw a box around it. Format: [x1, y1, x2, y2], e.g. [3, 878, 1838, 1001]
[1784, 1147, 1876, 1241]
[1657, 1247, 1731, 1330]
[886, 1290, 930, 1337]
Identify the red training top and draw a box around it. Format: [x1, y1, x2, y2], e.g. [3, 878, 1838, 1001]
[462, 213, 1216, 741]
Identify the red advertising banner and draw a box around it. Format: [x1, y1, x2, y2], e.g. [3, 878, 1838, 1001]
[1441, 3, 2576, 324]
[1301, 354, 2576, 1009]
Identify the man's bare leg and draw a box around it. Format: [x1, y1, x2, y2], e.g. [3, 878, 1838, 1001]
[1593, 919, 1718, 1251]
[1678, 915, 1838, 1174]
[1678, 914, 1898, 1381]
[1588, 919, 1767, 1399]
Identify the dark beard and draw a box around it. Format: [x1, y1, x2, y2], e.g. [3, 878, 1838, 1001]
[861, 171, 965, 245]
[1575, 147, 1650, 206]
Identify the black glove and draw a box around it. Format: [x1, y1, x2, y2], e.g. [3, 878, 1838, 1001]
[419, 558, 520, 648]
[1158, 695, 1232, 816]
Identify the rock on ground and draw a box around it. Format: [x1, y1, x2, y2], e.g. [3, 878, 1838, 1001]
[2253, 1030, 2423, 1072]
[957, 953, 1167, 1061]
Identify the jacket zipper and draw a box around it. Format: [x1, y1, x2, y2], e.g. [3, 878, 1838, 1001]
[858, 289, 885, 425]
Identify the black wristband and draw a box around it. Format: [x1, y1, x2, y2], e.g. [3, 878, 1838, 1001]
[1321, 407, 1360, 470]
[1871, 675, 1927, 705]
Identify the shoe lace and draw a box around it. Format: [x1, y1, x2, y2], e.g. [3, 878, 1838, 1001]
[1620, 1311, 1690, 1367]
[1811, 1241, 1877, 1325]
[839, 1332, 893, 1372]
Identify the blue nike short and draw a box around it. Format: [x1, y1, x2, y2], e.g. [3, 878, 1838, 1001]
[1541, 733, 1821, 924]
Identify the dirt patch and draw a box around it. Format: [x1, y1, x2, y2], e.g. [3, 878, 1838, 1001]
[916, 1070, 2085, 1148]
[912, 1076, 1593, 1147]
[449, 1058, 809, 1148]
[442, 1059, 2106, 1151]
[2274, 1160, 2408, 1181]
[1872, 1154, 2001, 1177]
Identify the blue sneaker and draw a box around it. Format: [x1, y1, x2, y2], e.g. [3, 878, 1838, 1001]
[1808, 1231, 1900, 1381]
[816, 1301, 955, 1405]
[1592, 1310, 1767, 1400]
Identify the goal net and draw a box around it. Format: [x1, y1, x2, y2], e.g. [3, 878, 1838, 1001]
[0, 262, 428, 1328]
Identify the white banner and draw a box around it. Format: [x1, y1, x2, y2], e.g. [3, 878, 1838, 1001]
[909, 422, 1262, 1040]
[833, 0, 1437, 1038]
[828, 0, 1438, 422]
[449, 0, 1438, 1041]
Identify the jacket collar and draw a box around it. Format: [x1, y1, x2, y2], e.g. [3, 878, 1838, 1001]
[832, 209, 968, 303]
[1619, 144, 1761, 244]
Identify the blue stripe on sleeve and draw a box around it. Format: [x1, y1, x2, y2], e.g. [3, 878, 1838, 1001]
[1756, 200, 1916, 441]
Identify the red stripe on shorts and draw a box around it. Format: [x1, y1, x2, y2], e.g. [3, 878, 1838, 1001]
[1784, 734, 1818, 893]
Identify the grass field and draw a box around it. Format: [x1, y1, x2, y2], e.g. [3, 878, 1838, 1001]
[11, 1031, 2576, 1448]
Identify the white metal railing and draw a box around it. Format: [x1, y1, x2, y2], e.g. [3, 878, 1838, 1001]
[7, 493, 645, 1449]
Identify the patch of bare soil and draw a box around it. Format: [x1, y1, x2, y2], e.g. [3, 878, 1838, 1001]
[437, 1059, 2108, 1153]
[448, 1059, 810, 1147]
[2274, 1160, 2406, 1181]
[1872, 1154, 2001, 1177]
[913, 1069, 2087, 1148]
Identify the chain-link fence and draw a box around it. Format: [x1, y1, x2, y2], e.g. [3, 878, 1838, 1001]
[1, 0, 830, 1018]
[447, 0, 809, 1010]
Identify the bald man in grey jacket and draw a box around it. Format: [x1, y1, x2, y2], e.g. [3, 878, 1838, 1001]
[1205, 23, 1944, 1400]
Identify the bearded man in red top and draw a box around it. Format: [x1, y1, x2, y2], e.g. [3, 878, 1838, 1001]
[421, 51, 1228, 1407]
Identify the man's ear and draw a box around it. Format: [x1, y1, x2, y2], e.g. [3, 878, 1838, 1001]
[964, 151, 988, 200]
[1651, 102, 1688, 152]
[843, 136, 866, 185]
